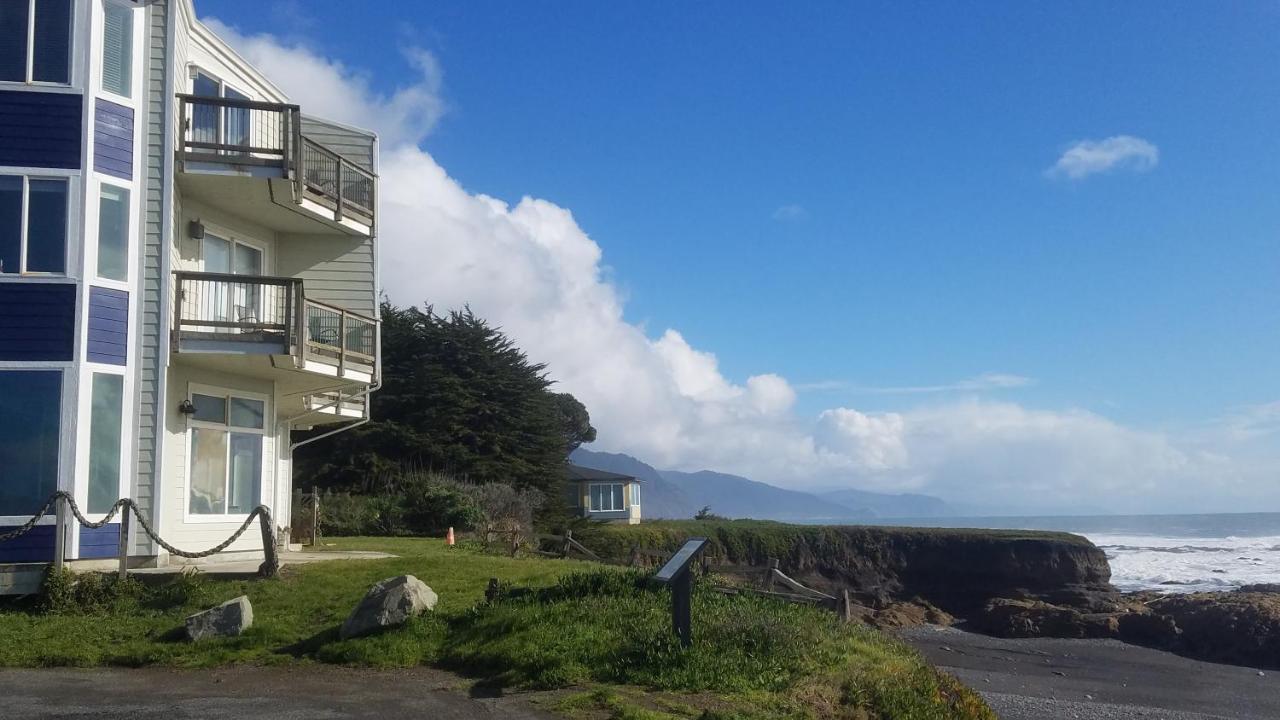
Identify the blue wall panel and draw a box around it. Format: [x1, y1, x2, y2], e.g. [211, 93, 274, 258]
[0, 524, 55, 563]
[0, 91, 82, 170]
[0, 282, 76, 361]
[78, 524, 121, 559]
[86, 286, 128, 365]
[93, 99, 133, 180]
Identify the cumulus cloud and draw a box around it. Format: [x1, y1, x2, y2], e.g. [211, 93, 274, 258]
[207, 21, 1278, 514]
[1047, 135, 1159, 180]
[772, 204, 808, 222]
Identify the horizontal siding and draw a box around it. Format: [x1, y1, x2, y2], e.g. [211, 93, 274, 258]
[279, 235, 376, 317]
[94, 99, 135, 180]
[78, 524, 121, 559]
[299, 116, 375, 172]
[0, 525, 54, 563]
[86, 286, 129, 365]
[0, 283, 76, 360]
[0, 91, 82, 169]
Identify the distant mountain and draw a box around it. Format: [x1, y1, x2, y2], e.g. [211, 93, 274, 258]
[660, 469, 872, 521]
[819, 488, 954, 519]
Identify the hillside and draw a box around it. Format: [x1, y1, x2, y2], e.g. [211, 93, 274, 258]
[662, 469, 872, 521]
[820, 488, 954, 518]
[568, 449, 695, 518]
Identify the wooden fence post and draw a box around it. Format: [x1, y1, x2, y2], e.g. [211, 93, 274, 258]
[562, 530, 573, 559]
[840, 589, 853, 623]
[311, 491, 320, 546]
[117, 503, 131, 581]
[762, 558, 779, 591]
[485, 577, 500, 602]
[53, 497, 66, 573]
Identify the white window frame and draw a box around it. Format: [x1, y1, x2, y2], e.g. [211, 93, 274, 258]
[188, 67, 252, 150]
[89, 176, 134, 288]
[182, 383, 269, 523]
[0, 0, 76, 88]
[0, 173, 73, 277]
[588, 482, 626, 513]
[96, 0, 140, 105]
[199, 225, 268, 275]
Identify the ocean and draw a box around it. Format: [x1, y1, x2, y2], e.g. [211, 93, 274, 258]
[865, 512, 1280, 593]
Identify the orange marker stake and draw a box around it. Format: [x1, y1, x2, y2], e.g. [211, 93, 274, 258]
[446, 527, 455, 547]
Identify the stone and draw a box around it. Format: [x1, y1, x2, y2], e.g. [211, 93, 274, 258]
[1116, 610, 1180, 648]
[185, 595, 253, 641]
[340, 575, 438, 639]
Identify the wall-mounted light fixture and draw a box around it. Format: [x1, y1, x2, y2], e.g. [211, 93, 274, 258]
[178, 399, 196, 416]
[188, 220, 205, 240]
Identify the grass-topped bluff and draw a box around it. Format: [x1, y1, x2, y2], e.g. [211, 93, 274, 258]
[577, 519, 1111, 615]
[0, 537, 993, 720]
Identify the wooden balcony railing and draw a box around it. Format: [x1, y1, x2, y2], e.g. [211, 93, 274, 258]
[173, 271, 377, 377]
[177, 94, 376, 229]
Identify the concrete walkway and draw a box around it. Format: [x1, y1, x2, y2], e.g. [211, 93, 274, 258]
[0, 666, 555, 719]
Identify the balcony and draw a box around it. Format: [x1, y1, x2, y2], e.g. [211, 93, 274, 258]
[172, 271, 377, 383]
[175, 94, 376, 236]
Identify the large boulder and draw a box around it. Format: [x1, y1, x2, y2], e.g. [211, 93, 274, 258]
[185, 595, 253, 641]
[1148, 591, 1280, 667]
[973, 598, 1115, 639]
[341, 575, 438, 639]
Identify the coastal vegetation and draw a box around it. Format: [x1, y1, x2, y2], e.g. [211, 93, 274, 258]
[0, 538, 992, 719]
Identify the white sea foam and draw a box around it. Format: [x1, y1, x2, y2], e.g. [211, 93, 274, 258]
[1086, 533, 1280, 593]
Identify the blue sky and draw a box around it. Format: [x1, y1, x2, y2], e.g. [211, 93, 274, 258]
[203, 2, 1280, 510]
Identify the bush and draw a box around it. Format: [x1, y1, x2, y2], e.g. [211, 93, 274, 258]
[41, 568, 143, 614]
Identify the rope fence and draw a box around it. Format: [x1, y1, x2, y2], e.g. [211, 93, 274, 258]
[0, 491, 279, 580]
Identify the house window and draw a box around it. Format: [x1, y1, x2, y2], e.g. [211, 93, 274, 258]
[88, 373, 123, 513]
[589, 483, 625, 512]
[0, 175, 69, 274]
[96, 184, 128, 281]
[0, 0, 72, 84]
[191, 71, 250, 150]
[0, 371, 60, 516]
[631, 483, 640, 507]
[187, 391, 265, 516]
[101, 1, 133, 98]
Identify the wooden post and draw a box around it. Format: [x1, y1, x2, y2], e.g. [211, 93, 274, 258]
[672, 568, 693, 647]
[117, 503, 131, 581]
[840, 589, 853, 623]
[485, 577, 500, 603]
[311, 491, 320, 546]
[763, 558, 779, 591]
[258, 510, 279, 578]
[562, 530, 573, 559]
[53, 497, 66, 573]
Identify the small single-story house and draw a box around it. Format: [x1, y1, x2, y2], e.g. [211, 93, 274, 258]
[566, 464, 641, 524]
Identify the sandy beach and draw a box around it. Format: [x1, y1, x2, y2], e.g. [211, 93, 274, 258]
[900, 625, 1280, 720]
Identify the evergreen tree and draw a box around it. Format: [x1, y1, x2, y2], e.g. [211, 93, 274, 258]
[295, 302, 593, 493]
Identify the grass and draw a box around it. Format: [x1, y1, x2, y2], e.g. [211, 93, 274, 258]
[0, 537, 994, 719]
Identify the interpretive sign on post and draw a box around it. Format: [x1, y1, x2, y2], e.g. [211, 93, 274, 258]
[653, 537, 709, 647]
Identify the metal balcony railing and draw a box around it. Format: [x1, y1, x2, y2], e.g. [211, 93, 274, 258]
[177, 94, 376, 229]
[173, 272, 377, 377]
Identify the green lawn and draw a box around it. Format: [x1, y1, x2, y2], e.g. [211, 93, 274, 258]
[0, 538, 993, 719]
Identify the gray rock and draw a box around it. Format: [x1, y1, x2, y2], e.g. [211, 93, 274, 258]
[340, 575, 438, 639]
[185, 595, 253, 641]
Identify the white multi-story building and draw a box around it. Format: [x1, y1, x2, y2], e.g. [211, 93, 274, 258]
[0, 0, 379, 577]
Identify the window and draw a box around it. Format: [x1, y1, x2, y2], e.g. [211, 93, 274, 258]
[0, 371, 60, 516]
[101, 1, 133, 97]
[589, 483, 625, 512]
[0, 175, 68, 274]
[0, 0, 72, 84]
[191, 71, 250, 151]
[88, 373, 123, 513]
[631, 483, 640, 507]
[188, 391, 265, 516]
[198, 232, 265, 325]
[96, 184, 128, 281]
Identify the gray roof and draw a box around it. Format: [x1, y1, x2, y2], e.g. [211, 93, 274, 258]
[566, 463, 639, 483]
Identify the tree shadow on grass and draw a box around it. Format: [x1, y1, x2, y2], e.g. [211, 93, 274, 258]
[274, 626, 341, 658]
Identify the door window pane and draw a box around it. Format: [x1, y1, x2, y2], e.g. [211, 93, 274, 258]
[0, 1, 29, 82]
[232, 243, 261, 275]
[97, 185, 128, 281]
[26, 178, 67, 273]
[88, 373, 123, 513]
[228, 397, 264, 429]
[32, 0, 71, 83]
[0, 371, 60, 516]
[101, 2, 132, 97]
[0, 176, 20, 275]
[189, 427, 227, 514]
[224, 85, 250, 149]
[227, 432, 261, 513]
[191, 72, 220, 146]
[203, 234, 230, 272]
[190, 393, 226, 423]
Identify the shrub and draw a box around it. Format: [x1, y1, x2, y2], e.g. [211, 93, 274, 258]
[41, 568, 143, 614]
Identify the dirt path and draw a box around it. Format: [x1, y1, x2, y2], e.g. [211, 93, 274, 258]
[0, 665, 556, 719]
[900, 625, 1280, 720]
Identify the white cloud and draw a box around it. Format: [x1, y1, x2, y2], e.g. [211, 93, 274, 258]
[208, 23, 1280, 515]
[772, 204, 808, 222]
[1047, 135, 1159, 180]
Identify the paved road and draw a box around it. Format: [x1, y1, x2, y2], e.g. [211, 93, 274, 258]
[0, 666, 554, 719]
[900, 625, 1280, 720]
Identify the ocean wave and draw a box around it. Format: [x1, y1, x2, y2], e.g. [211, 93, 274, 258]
[1085, 532, 1280, 593]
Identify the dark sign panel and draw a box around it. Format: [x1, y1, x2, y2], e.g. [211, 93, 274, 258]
[655, 537, 709, 583]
